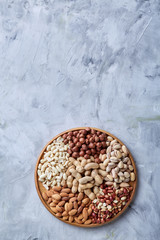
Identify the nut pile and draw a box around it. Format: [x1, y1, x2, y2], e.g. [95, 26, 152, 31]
[38, 127, 136, 225]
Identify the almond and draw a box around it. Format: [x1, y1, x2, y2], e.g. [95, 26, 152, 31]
[60, 192, 68, 197]
[56, 212, 62, 217]
[69, 197, 77, 202]
[42, 192, 48, 201]
[62, 211, 68, 217]
[56, 205, 63, 212]
[69, 216, 73, 223]
[50, 202, 56, 207]
[61, 188, 71, 193]
[69, 209, 77, 216]
[88, 208, 92, 216]
[47, 198, 52, 204]
[82, 198, 90, 205]
[77, 192, 84, 201]
[58, 201, 65, 207]
[74, 217, 82, 224]
[84, 219, 92, 225]
[46, 190, 54, 197]
[77, 205, 83, 214]
[65, 203, 69, 212]
[68, 202, 73, 211]
[62, 197, 70, 201]
[78, 213, 83, 220]
[73, 201, 78, 210]
[52, 186, 62, 191]
[82, 208, 88, 221]
[69, 193, 74, 198]
[50, 207, 58, 213]
[52, 194, 61, 201]
[52, 199, 59, 204]
[63, 216, 68, 220]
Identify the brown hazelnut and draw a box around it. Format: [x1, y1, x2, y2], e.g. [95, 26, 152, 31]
[72, 152, 78, 158]
[99, 135, 105, 141]
[89, 137, 94, 143]
[68, 131, 73, 136]
[97, 131, 101, 136]
[97, 142, 102, 148]
[73, 146, 79, 152]
[79, 151, 85, 156]
[67, 135, 72, 140]
[79, 138, 85, 143]
[85, 139, 89, 144]
[100, 149, 106, 154]
[89, 143, 95, 149]
[69, 142, 75, 148]
[91, 149, 96, 154]
[67, 149, 72, 154]
[79, 134, 84, 138]
[87, 134, 91, 139]
[101, 141, 107, 148]
[82, 129, 87, 135]
[73, 131, 78, 136]
[85, 127, 91, 132]
[86, 150, 91, 155]
[62, 134, 67, 139]
[94, 154, 99, 158]
[96, 148, 101, 152]
[91, 129, 96, 134]
[95, 158, 100, 163]
[82, 144, 87, 150]
[73, 138, 78, 144]
[76, 142, 82, 147]
[95, 136, 99, 142]
[84, 154, 90, 159]
[77, 133, 80, 138]
[64, 139, 68, 144]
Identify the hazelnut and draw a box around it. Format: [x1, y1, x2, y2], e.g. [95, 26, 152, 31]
[69, 142, 75, 148]
[79, 151, 85, 156]
[67, 149, 72, 154]
[95, 158, 100, 163]
[101, 141, 107, 148]
[87, 134, 91, 139]
[63, 134, 67, 139]
[79, 134, 84, 138]
[79, 138, 85, 143]
[73, 138, 78, 144]
[97, 142, 102, 148]
[67, 135, 72, 140]
[82, 144, 87, 150]
[91, 149, 96, 154]
[85, 127, 91, 132]
[72, 152, 79, 158]
[76, 142, 82, 147]
[99, 135, 105, 141]
[82, 129, 87, 135]
[64, 139, 68, 144]
[68, 131, 73, 136]
[84, 154, 90, 159]
[85, 139, 89, 144]
[88, 143, 95, 149]
[100, 149, 106, 154]
[91, 129, 96, 134]
[86, 150, 91, 155]
[73, 146, 79, 152]
[97, 131, 101, 136]
[95, 136, 99, 142]
[89, 137, 94, 143]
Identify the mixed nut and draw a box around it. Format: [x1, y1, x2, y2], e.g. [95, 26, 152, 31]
[37, 127, 136, 225]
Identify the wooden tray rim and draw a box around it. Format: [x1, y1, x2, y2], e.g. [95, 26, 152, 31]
[35, 127, 137, 228]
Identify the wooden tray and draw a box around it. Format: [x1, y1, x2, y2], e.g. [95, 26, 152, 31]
[35, 127, 137, 227]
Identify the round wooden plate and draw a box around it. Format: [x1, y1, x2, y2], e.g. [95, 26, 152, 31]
[35, 127, 137, 227]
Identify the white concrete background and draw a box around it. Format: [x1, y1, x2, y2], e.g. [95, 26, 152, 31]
[0, 0, 160, 239]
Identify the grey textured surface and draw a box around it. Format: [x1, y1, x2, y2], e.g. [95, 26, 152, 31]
[0, 0, 160, 239]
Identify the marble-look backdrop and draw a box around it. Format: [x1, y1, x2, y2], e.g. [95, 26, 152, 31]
[0, 0, 160, 239]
